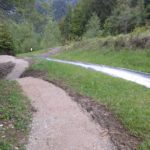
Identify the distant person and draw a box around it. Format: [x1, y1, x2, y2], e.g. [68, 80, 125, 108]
[30, 48, 33, 52]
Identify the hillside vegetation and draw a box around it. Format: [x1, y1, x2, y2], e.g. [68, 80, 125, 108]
[54, 27, 150, 72]
[0, 0, 150, 55]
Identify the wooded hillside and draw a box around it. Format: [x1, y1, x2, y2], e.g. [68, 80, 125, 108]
[0, 0, 150, 55]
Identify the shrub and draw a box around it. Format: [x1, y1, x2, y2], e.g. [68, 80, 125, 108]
[114, 37, 126, 49]
[129, 36, 150, 49]
[9, 22, 44, 53]
[0, 22, 15, 55]
[21, 37, 40, 53]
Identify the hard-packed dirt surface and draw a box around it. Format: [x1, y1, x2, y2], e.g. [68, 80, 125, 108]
[0, 55, 29, 80]
[22, 69, 141, 150]
[17, 77, 116, 150]
[40, 47, 62, 58]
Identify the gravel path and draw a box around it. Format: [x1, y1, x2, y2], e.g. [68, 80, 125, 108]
[0, 55, 29, 80]
[40, 47, 62, 58]
[46, 58, 150, 88]
[17, 77, 116, 150]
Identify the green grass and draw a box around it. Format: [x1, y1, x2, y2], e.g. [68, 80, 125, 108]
[31, 59, 150, 149]
[0, 80, 31, 150]
[54, 47, 150, 73]
[17, 49, 46, 57]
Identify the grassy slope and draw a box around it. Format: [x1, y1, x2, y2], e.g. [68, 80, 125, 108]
[0, 80, 31, 150]
[30, 59, 150, 149]
[53, 28, 150, 73]
[54, 46, 150, 73]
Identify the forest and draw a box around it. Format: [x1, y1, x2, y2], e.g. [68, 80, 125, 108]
[0, 0, 150, 55]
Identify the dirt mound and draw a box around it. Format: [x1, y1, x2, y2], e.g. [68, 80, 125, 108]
[0, 55, 29, 80]
[0, 62, 15, 79]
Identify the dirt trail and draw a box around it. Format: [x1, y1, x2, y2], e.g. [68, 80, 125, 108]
[40, 47, 62, 58]
[0, 55, 29, 80]
[17, 77, 116, 150]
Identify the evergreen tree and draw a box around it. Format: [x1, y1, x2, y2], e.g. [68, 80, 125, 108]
[70, 0, 92, 39]
[53, 0, 67, 21]
[41, 18, 61, 48]
[144, 0, 150, 21]
[9, 22, 40, 53]
[91, 0, 117, 24]
[104, 0, 146, 35]
[59, 5, 72, 42]
[84, 13, 101, 38]
[60, 0, 116, 40]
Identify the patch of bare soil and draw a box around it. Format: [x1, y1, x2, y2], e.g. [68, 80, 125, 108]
[0, 55, 29, 80]
[0, 62, 15, 79]
[21, 69, 141, 150]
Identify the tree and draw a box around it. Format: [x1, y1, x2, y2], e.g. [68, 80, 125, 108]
[0, 0, 35, 20]
[0, 22, 15, 55]
[9, 22, 40, 53]
[145, 4, 150, 21]
[69, 0, 92, 39]
[91, 0, 117, 24]
[144, 0, 150, 21]
[130, 0, 139, 7]
[59, 5, 73, 42]
[104, 0, 146, 35]
[53, 0, 68, 21]
[40, 18, 61, 48]
[84, 13, 101, 38]
[61, 0, 117, 39]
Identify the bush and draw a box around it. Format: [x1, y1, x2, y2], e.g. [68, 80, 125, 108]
[129, 36, 150, 49]
[66, 28, 150, 52]
[0, 22, 15, 55]
[9, 22, 40, 53]
[133, 26, 150, 34]
[21, 37, 40, 52]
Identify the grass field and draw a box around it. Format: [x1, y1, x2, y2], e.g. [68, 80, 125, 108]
[30, 59, 150, 149]
[0, 80, 31, 150]
[54, 47, 150, 73]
